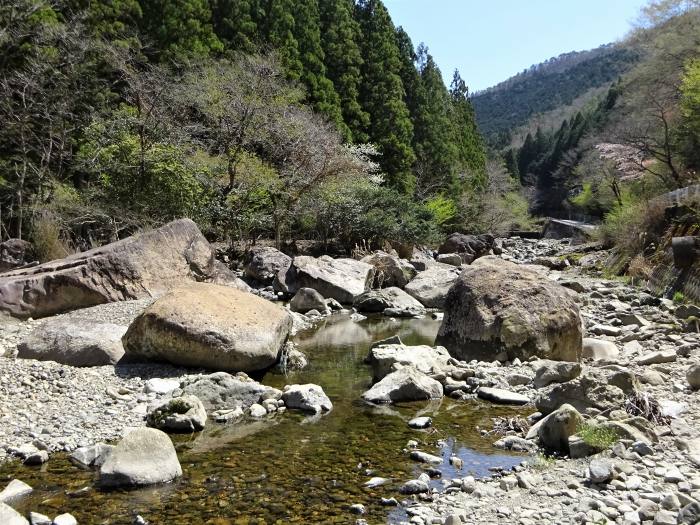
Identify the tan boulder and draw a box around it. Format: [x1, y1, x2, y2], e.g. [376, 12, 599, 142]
[123, 283, 292, 372]
[436, 256, 582, 363]
[0, 219, 247, 319]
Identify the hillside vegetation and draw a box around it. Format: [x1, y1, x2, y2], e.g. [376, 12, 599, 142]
[472, 45, 640, 145]
[489, 0, 700, 273]
[0, 0, 533, 258]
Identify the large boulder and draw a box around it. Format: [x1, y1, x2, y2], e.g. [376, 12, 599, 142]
[289, 288, 328, 315]
[0, 219, 247, 319]
[279, 256, 375, 304]
[353, 287, 425, 316]
[181, 372, 281, 411]
[361, 367, 443, 404]
[17, 318, 127, 366]
[404, 264, 461, 308]
[122, 283, 292, 373]
[244, 246, 291, 284]
[146, 395, 207, 432]
[361, 251, 416, 288]
[366, 344, 451, 381]
[436, 257, 582, 363]
[438, 233, 494, 264]
[99, 428, 182, 487]
[0, 239, 35, 273]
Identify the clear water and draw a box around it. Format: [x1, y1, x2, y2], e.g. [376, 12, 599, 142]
[0, 314, 528, 524]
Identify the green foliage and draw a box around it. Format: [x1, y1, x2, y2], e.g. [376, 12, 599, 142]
[577, 423, 619, 450]
[78, 111, 208, 221]
[139, 0, 223, 60]
[425, 195, 457, 226]
[680, 59, 700, 169]
[357, 0, 416, 193]
[674, 291, 686, 303]
[320, 0, 369, 142]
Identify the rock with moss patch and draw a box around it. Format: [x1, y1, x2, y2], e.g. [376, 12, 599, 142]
[147, 395, 207, 432]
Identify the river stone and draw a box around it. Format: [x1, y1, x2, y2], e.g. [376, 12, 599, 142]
[535, 403, 582, 453]
[361, 251, 417, 288]
[366, 344, 451, 381]
[399, 479, 430, 494]
[244, 246, 291, 284]
[181, 372, 281, 411]
[0, 502, 28, 525]
[69, 444, 114, 469]
[281, 384, 332, 414]
[438, 233, 494, 263]
[636, 350, 677, 365]
[477, 387, 529, 405]
[582, 338, 619, 361]
[147, 395, 207, 432]
[686, 364, 700, 390]
[0, 219, 246, 319]
[0, 479, 32, 504]
[361, 367, 443, 404]
[436, 253, 463, 267]
[436, 256, 582, 363]
[286, 256, 375, 304]
[408, 417, 432, 429]
[0, 238, 35, 272]
[410, 450, 443, 464]
[290, 288, 328, 314]
[353, 287, 425, 316]
[533, 360, 581, 388]
[589, 458, 614, 484]
[17, 318, 127, 367]
[535, 373, 626, 415]
[28, 512, 51, 525]
[123, 283, 292, 373]
[52, 514, 77, 525]
[144, 378, 180, 395]
[404, 264, 461, 308]
[99, 428, 182, 487]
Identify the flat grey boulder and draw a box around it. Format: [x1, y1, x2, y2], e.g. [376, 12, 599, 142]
[0, 502, 28, 525]
[123, 283, 292, 373]
[286, 256, 375, 304]
[437, 256, 582, 363]
[477, 387, 529, 405]
[181, 372, 281, 411]
[69, 444, 114, 469]
[533, 360, 581, 388]
[0, 479, 32, 504]
[99, 428, 182, 487]
[281, 384, 332, 414]
[409, 450, 443, 464]
[353, 287, 425, 316]
[244, 246, 291, 284]
[636, 350, 676, 365]
[436, 253, 462, 267]
[366, 344, 451, 382]
[535, 373, 625, 415]
[147, 395, 207, 432]
[582, 338, 619, 361]
[290, 287, 328, 314]
[17, 319, 127, 366]
[361, 251, 416, 288]
[361, 367, 443, 404]
[0, 219, 246, 319]
[404, 264, 461, 308]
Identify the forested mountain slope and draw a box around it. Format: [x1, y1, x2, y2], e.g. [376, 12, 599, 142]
[471, 45, 640, 145]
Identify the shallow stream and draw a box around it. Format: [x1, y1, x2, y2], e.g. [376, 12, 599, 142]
[1, 314, 528, 524]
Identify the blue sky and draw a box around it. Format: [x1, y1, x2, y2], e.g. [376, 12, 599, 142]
[384, 0, 647, 92]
